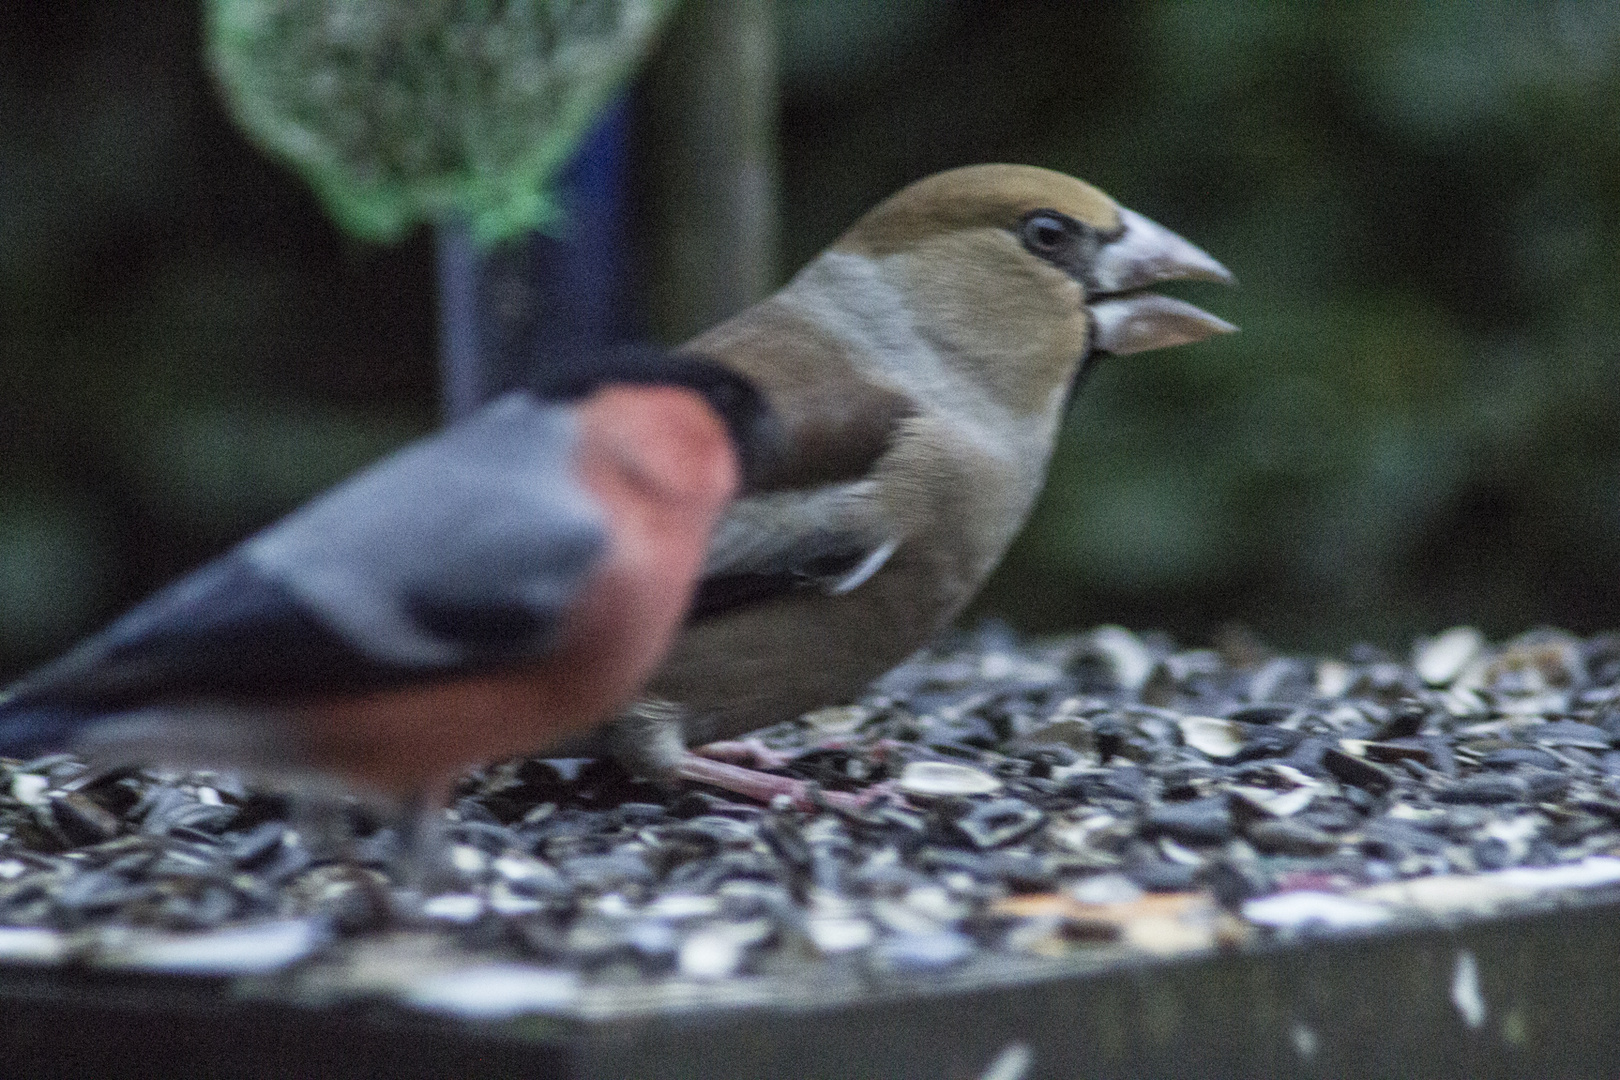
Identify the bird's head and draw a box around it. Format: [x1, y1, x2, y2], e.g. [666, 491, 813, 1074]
[831, 164, 1235, 413]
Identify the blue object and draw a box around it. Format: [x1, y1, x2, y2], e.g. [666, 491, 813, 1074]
[437, 100, 639, 422]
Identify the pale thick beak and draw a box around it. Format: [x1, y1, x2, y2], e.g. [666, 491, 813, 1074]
[1088, 207, 1236, 356]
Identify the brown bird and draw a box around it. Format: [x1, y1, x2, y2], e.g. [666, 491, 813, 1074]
[580, 164, 1237, 804]
[0, 355, 773, 811]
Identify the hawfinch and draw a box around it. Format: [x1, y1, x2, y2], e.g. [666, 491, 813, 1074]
[0, 354, 773, 802]
[583, 164, 1237, 798]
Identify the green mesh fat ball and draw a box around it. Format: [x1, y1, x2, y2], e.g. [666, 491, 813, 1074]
[208, 0, 679, 244]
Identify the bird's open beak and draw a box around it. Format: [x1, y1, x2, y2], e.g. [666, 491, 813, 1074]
[1087, 208, 1237, 356]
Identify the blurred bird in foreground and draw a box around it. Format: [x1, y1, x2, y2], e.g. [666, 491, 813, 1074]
[0, 355, 772, 827]
[569, 164, 1238, 806]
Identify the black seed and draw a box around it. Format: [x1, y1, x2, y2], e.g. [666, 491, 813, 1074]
[1142, 797, 1234, 844]
[1361, 820, 1448, 857]
[48, 792, 121, 845]
[1524, 769, 1570, 801]
[229, 821, 290, 868]
[1435, 775, 1527, 805]
[1224, 704, 1295, 726]
[1125, 859, 1200, 892]
[1362, 741, 1432, 765]
[952, 799, 1045, 849]
[1246, 819, 1340, 856]
[1230, 727, 1305, 762]
[1373, 704, 1427, 741]
[1285, 738, 1335, 777]
[1533, 721, 1613, 749]
[1482, 747, 1562, 770]
[1323, 749, 1396, 795]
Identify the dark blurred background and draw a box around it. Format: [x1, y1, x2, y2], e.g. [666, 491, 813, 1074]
[3, 0, 1619, 681]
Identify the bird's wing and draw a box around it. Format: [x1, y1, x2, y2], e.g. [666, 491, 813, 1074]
[677, 302, 916, 494]
[687, 478, 901, 621]
[1, 394, 607, 713]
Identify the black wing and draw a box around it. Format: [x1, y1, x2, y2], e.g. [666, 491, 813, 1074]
[0, 393, 607, 718]
[685, 484, 900, 624]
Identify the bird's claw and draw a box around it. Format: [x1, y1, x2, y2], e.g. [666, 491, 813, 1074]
[673, 752, 910, 814]
[690, 737, 796, 771]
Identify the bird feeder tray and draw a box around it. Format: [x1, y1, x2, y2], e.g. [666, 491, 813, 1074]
[0, 886, 1615, 1079]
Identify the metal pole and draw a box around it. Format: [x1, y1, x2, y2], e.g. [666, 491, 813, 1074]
[635, 0, 780, 344]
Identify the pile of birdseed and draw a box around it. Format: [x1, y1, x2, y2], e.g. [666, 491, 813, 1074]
[4, 622, 1620, 1008]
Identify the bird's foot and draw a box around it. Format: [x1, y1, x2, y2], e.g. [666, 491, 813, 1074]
[675, 753, 819, 809]
[673, 752, 905, 813]
[690, 737, 796, 770]
[380, 782, 464, 907]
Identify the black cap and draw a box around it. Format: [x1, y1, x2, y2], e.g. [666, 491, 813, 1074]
[518, 343, 781, 492]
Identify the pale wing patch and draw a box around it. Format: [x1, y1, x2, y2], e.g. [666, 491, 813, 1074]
[827, 537, 899, 595]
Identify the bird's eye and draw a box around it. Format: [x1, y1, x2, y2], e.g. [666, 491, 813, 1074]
[1019, 212, 1076, 260]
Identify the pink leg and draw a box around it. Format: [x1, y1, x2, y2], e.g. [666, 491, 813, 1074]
[693, 735, 911, 769]
[690, 737, 796, 770]
[674, 753, 913, 813]
[674, 753, 867, 812]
